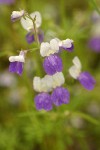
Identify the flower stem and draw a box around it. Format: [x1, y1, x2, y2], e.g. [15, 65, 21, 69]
[26, 14, 40, 46]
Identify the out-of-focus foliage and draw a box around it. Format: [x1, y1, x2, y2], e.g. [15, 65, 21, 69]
[0, 0, 100, 150]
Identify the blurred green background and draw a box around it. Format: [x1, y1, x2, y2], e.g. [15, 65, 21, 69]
[0, 0, 100, 150]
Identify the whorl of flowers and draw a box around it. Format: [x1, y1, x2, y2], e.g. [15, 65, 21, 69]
[9, 10, 96, 111]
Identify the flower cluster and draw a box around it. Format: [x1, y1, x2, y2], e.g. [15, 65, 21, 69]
[9, 10, 96, 111]
[33, 72, 70, 111]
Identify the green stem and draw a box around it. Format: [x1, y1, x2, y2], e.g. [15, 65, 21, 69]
[26, 14, 40, 46]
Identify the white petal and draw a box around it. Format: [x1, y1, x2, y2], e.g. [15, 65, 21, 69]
[43, 75, 53, 91]
[40, 42, 51, 57]
[9, 56, 25, 62]
[33, 77, 41, 92]
[61, 39, 73, 48]
[50, 39, 59, 51]
[11, 10, 24, 19]
[52, 72, 65, 88]
[20, 16, 33, 31]
[30, 11, 42, 28]
[72, 56, 82, 70]
[69, 66, 80, 79]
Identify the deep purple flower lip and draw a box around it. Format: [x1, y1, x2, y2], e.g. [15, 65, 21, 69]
[43, 54, 63, 75]
[88, 37, 100, 52]
[51, 86, 70, 106]
[78, 72, 96, 90]
[9, 62, 24, 75]
[26, 32, 35, 44]
[34, 92, 52, 111]
[26, 30, 44, 44]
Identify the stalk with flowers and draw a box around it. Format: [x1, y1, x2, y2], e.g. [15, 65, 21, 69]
[9, 9, 96, 111]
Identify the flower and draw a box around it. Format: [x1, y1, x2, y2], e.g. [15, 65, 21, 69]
[69, 56, 96, 90]
[51, 72, 70, 106]
[40, 39, 63, 75]
[0, 0, 15, 4]
[11, 10, 25, 22]
[9, 51, 25, 75]
[33, 75, 53, 111]
[59, 38, 74, 52]
[20, 11, 43, 44]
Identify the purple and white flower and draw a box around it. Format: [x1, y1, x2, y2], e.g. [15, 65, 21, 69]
[51, 72, 70, 106]
[11, 10, 25, 22]
[9, 51, 25, 75]
[20, 11, 43, 44]
[69, 56, 96, 90]
[59, 38, 74, 52]
[40, 39, 63, 75]
[33, 75, 53, 111]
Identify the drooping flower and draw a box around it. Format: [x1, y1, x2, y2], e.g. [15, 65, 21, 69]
[20, 11, 43, 44]
[9, 51, 25, 75]
[59, 38, 74, 52]
[69, 56, 96, 90]
[33, 75, 53, 111]
[40, 39, 63, 75]
[11, 10, 25, 22]
[51, 72, 70, 106]
[0, 0, 15, 4]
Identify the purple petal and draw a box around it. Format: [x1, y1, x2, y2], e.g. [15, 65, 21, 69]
[34, 92, 52, 111]
[0, 0, 15, 4]
[16, 62, 24, 75]
[78, 72, 96, 90]
[88, 37, 100, 52]
[43, 54, 63, 75]
[51, 87, 70, 106]
[26, 32, 35, 44]
[9, 62, 17, 73]
[9, 62, 23, 75]
[60, 43, 74, 52]
[38, 31, 44, 43]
